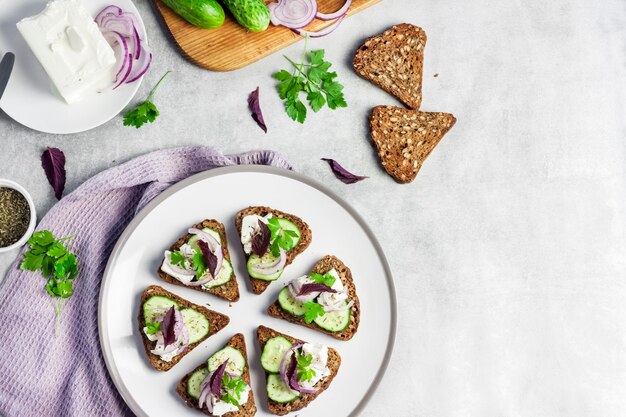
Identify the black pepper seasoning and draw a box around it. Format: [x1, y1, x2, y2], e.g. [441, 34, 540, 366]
[0, 187, 31, 247]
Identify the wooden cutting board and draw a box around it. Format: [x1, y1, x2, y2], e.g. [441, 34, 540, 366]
[151, 0, 382, 71]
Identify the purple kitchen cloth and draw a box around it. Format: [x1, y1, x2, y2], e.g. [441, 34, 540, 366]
[0, 146, 292, 417]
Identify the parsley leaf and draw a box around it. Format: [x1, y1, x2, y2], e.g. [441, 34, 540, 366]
[192, 246, 206, 279]
[145, 321, 161, 335]
[123, 71, 171, 129]
[310, 272, 336, 287]
[221, 374, 247, 406]
[296, 351, 316, 382]
[273, 38, 347, 124]
[170, 251, 186, 267]
[303, 301, 325, 324]
[20, 230, 79, 334]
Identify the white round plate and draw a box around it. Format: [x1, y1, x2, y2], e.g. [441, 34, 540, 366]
[0, 0, 146, 134]
[99, 166, 397, 417]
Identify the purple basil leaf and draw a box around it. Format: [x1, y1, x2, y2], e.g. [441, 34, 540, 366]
[161, 306, 177, 347]
[321, 158, 368, 184]
[298, 283, 337, 296]
[41, 147, 66, 200]
[198, 241, 218, 277]
[248, 86, 267, 133]
[210, 360, 229, 397]
[251, 220, 270, 256]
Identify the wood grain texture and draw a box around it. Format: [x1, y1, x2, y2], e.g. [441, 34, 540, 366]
[150, 0, 382, 71]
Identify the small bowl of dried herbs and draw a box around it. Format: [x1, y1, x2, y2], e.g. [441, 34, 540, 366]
[0, 179, 36, 253]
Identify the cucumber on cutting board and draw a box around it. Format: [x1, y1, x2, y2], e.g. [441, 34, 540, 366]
[207, 346, 246, 376]
[267, 374, 299, 403]
[187, 368, 210, 399]
[161, 0, 225, 29]
[314, 307, 351, 332]
[143, 295, 179, 323]
[260, 336, 292, 373]
[277, 287, 306, 317]
[181, 308, 210, 344]
[222, 0, 270, 32]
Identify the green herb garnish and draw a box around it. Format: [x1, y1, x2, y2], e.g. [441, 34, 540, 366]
[266, 218, 298, 257]
[303, 301, 325, 324]
[170, 250, 186, 267]
[145, 321, 161, 335]
[310, 272, 336, 288]
[191, 246, 206, 279]
[123, 70, 171, 128]
[221, 374, 248, 406]
[20, 230, 78, 333]
[274, 37, 347, 124]
[296, 351, 316, 383]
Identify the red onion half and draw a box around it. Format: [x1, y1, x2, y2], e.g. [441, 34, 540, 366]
[268, 0, 351, 37]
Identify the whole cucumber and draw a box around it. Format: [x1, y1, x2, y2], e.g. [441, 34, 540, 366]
[222, 0, 270, 32]
[161, 0, 225, 29]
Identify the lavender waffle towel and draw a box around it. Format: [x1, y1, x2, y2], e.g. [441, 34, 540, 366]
[0, 147, 292, 417]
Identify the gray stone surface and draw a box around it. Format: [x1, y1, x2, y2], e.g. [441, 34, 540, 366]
[2, 0, 626, 415]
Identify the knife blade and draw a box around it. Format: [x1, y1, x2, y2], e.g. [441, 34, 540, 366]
[0, 53, 16, 102]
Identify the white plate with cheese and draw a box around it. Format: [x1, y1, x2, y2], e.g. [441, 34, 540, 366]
[0, 0, 147, 134]
[99, 166, 397, 417]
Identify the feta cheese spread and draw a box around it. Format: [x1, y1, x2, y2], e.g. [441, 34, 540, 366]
[240, 214, 272, 254]
[16, 0, 116, 104]
[298, 343, 331, 390]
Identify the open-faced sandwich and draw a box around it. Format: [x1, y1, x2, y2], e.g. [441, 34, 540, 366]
[159, 219, 240, 302]
[138, 285, 230, 371]
[267, 255, 360, 341]
[257, 325, 341, 415]
[235, 207, 312, 294]
[177, 334, 257, 417]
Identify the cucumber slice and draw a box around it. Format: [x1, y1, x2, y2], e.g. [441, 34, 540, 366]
[276, 218, 301, 247]
[260, 336, 292, 373]
[187, 368, 210, 399]
[208, 346, 246, 376]
[188, 228, 222, 248]
[267, 374, 299, 403]
[277, 287, 305, 317]
[247, 253, 284, 281]
[201, 258, 233, 289]
[142, 296, 179, 324]
[181, 308, 210, 344]
[314, 307, 351, 332]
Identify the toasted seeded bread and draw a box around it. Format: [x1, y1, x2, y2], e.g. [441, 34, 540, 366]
[235, 207, 312, 295]
[158, 219, 240, 302]
[267, 255, 360, 341]
[256, 326, 341, 416]
[176, 334, 257, 417]
[354, 24, 427, 109]
[370, 106, 456, 183]
[138, 285, 230, 371]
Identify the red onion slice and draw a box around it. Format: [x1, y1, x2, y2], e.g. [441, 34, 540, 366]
[293, 14, 345, 38]
[249, 248, 286, 277]
[316, 0, 352, 20]
[269, 0, 318, 29]
[198, 374, 212, 408]
[278, 343, 317, 394]
[99, 14, 136, 37]
[95, 5, 123, 25]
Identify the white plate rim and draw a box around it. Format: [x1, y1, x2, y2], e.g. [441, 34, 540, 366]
[98, 165, 398, 417]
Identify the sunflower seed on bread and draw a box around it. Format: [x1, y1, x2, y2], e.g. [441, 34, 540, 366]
[370, 106, 456, 183]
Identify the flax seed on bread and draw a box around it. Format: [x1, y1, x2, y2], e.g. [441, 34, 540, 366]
[353, 24, 427, 110]
[256, 326, 341, 416]
[138, 285, 230, 371]
[267, 255, 360, 341]
[370, 105, 456, 183]
[158, 219, 240, 302]
[235, 207, 312, 295]
[176, 334, 257, 417]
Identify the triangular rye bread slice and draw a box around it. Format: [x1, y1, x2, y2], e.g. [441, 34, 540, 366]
[176, 334, 257, 417]
[267, 255, 360, 341]
[256, 326, 341, 416]
[158, 219, 240, 302]
[370, 105, 456, 183]
[138, 285, 230, 371]
[354, 24, 427, 110]
[235, 207, 312, 295]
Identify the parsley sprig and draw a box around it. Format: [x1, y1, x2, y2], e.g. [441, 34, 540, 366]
[145, 321, 161, 335]
[266, 218, 299, 257]
[310, 272, 336, 288]
[221, 374, 248, 406]
[123, 70, 171, 128]
[303, 301, 325, 324]
[20, 230, 78, 333]
[296, 351, 316, 383]
[274, 37, 347, 123]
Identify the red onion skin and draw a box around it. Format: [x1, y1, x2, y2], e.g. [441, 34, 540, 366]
[316, 0, 352, 20]
[269, 0, 318, 29]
